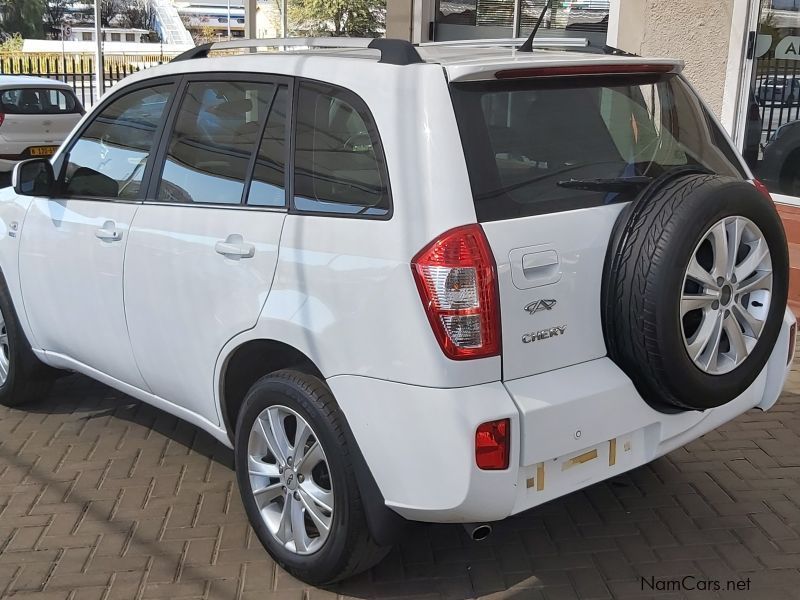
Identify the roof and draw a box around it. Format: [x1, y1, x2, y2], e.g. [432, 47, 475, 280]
[414, 43, 682, 81]
[122, 38, 683, 90]
[0, 75, 74, 89]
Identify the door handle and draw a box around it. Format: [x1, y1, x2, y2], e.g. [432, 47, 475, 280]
[95, 221, 122, 242]
[522, 250, 559, 279]
[215, 237, 255, 258]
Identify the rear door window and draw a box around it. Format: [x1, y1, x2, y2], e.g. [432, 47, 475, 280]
[293, 81, 391, 217]
[156, 80, 277, 205]
[1, 87, 82, 114]
[450, 74, 746, 222]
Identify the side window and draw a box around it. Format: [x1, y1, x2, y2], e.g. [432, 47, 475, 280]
[293, 81, 390, 217]
[63, 84, 171, 199]
[247, 85, 288, 207]
[157, 80, 276, 205]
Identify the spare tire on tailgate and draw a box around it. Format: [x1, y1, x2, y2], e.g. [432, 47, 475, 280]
[603, 172, 789, 411]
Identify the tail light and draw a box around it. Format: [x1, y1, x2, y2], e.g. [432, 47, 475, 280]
[476, 419, 510, 470]
[0, 113, 5, 128]
[789, 321, 796, 366]
[753, 179, 773, 200]
[411, 224, 501, 360]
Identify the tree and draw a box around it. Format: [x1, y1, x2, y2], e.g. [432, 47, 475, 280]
[0, 0, 45, 38]
[289, 0, 385, 37]
[120, 0, 156, 32]
[99, 0, 121, 27]
[44, 0, 74, 33]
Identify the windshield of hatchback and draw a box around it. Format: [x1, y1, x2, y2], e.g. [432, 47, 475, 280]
[450, 73, 745, 222]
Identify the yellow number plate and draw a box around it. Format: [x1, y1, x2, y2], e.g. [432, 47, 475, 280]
[28, 146, 57, 157]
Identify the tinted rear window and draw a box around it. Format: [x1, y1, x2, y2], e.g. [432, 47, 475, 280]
[0, 87, 81, 114]
[450, 74, 745, 222]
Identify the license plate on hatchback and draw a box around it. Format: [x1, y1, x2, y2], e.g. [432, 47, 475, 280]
[28, 146, 57, 157]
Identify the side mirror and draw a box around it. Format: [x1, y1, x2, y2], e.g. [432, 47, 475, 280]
[12, 159, 55, 197]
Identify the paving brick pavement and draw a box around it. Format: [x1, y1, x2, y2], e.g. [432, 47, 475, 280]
[2, 361, 800, 600]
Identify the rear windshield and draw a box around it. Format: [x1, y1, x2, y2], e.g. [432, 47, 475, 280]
[450, 74, 745, 222]
[0, 87, 82, 115]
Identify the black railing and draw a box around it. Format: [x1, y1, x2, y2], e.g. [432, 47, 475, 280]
[754, 58, 800, 143]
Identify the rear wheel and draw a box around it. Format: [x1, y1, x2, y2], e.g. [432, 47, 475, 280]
[0, 280, 54, 407]
[234, 370, 388, 584]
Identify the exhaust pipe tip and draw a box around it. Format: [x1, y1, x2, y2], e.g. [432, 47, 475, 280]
[463, 523, 492, 541]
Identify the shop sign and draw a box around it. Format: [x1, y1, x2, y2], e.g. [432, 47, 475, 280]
[776, 36, 800, 60]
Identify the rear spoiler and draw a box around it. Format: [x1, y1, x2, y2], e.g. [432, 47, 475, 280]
[446, 58, 684, 83]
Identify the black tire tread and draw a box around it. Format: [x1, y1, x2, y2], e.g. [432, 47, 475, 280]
[0, 279, 54, 407]
[236, 369, 389, 584]
[604, 174, 788, 411]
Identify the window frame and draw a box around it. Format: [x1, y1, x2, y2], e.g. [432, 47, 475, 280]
[288, 77, 394, 221]
[144, 72, 292, 213]
[53, 75, 180, 204]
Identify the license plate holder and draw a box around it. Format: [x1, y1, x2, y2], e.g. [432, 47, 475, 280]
[28, 146, 57, 157]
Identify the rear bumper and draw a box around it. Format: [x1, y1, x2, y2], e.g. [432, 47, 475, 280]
[329, 308, 795, 523]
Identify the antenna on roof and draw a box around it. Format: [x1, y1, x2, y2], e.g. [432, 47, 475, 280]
[518, 0, 554, 53]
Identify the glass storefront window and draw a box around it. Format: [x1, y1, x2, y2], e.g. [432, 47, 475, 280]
[744, 0, 800, 197]
[433, 0, 610, 44]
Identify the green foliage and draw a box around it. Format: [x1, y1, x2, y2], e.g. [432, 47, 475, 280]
[289, 0, 385, 37]
[0, 0, 45, 38]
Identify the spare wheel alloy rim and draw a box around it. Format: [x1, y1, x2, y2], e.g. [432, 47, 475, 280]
[247, 404, 333, 555]
[680, 216, 773, 375]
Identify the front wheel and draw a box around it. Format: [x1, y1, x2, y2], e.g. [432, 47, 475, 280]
[234, 370, 388, 584]
[0, 279, 54, 407]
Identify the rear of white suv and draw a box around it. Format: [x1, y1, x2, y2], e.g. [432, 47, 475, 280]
[0, 76, 83, 171]
[0, 39, 794, 586]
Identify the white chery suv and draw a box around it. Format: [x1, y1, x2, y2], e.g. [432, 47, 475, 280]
[0, 37, 795, 584]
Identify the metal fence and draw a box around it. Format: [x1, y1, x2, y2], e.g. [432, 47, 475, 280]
[0, 54, 164, 107]
[753, 58, 800, 143]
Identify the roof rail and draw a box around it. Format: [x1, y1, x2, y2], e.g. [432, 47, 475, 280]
[171, 37, 424, 66]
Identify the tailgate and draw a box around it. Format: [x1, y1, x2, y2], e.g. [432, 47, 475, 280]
[482, 206, 622, 380]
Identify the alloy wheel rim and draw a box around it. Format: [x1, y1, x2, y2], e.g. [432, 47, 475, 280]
[0, 307, 9, 386]
[680, 216, 773, 375]
[247, 405, 333, 555]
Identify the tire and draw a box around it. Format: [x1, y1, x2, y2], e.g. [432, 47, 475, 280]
[0, 277, 54, 407]
[603, 174, 789, 411]
[234, 369, 389, 584]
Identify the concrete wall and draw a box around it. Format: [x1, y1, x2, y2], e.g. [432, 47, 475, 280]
[614, 0, 736, 117]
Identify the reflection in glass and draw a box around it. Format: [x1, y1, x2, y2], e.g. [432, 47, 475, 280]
[293, 81, 390, 216]
[65, 85, 170, 199]
[247, 86, 287, 207]
[158, 81, 276, 205]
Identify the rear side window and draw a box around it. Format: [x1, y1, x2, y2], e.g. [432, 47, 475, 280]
[450, 74, 746, 222]
[293, 81, 390, 217]
[1, 88, 81, 114]
[157, 80, 277, 205]
[64, 84, 171, 199]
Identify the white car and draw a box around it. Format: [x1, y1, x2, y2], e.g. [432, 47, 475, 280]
[0, 37, 795, 584]
[0, 75, 84, 172]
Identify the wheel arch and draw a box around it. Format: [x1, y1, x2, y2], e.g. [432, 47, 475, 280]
[218, 338, 323, 443]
